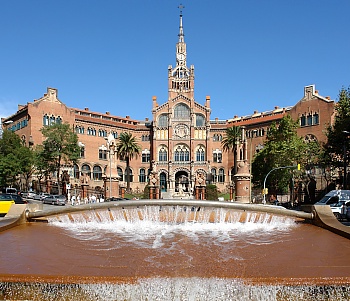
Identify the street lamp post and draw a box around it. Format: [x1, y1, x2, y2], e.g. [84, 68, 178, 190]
[249, 129, 257, 203]
[105, 133, 116, 199]
[108, 147, 112, 199]
[263, 165, 299, 204]
[342, 130, 350, 189]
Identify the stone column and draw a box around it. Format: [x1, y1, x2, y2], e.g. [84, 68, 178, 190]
[229, 184, 234, 201]
[103, 133, 120, 199]
[234, 161, 250, 203]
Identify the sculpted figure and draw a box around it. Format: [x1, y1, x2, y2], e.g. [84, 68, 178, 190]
[149, 172, 158, 186]
[81, 173, 90, 185]
[196, 172, 205, 186]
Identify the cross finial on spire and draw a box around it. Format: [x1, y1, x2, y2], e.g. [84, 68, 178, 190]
[178, 4, 185, 15]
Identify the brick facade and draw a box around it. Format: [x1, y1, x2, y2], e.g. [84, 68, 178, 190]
[1, 13, 335, 200]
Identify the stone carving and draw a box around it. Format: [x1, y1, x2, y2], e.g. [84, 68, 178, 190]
[149, 172, 158, 186]
[195, 172, 205, 187]
[174, 124, 189, 139]
[81, 173, 90, 185]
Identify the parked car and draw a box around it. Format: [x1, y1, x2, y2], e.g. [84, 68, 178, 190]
[346, 204, 350, 221]
[8, 194, 27, 204]
[316, 190, 350, 220]
[24, 192, 37, 199]
[316, 190, 350, 206]
[1, 187, 18, 194]
[43, 195, 66, 206]
[0, 193, 27, 217]
[34, 193, 51, 201]
[106, 197, 125, 202]
[330, 200, 350, 219]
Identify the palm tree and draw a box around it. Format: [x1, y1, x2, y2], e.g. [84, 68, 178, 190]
[221, 126, 242, 175]
[116, 132, 141, 193]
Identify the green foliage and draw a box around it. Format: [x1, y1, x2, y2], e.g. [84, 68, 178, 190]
[40, 123, 81, 193]
[221, 126, 242, 173]
[323, 86, 350, 169]
[116, 132, 142, 192]
[252, 115, 309, 194]
[206, 184, 218, 200]
[0, 130, 33, 188]
[142, 185, 150, 199]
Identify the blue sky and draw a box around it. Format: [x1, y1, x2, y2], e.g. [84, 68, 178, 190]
[1, 0, 349, 122]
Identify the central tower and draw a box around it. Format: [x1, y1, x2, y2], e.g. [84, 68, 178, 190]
[151, 6, 211, 199]
[168, 6, 195, 100]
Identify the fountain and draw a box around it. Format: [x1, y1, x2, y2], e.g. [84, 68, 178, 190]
[0, 203, 349, 300]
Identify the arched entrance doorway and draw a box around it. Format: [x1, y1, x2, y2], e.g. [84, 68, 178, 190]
[160, 172, 167, 192]
[175, 170, 190, 193]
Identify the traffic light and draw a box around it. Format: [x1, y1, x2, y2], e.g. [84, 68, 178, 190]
[262, 188, 268, 195]
[297, 163, 300, 170]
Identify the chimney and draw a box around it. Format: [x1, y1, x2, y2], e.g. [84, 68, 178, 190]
[205, 96, 211, 108]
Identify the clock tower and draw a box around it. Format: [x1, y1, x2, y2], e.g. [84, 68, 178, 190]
[152, 6, 211, 199]
[168, 5, 195, 100]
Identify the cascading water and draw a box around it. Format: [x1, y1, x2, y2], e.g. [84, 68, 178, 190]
[0, 206, 349, 301]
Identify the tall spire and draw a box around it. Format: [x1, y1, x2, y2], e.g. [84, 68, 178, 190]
[178, 4, 185, 43]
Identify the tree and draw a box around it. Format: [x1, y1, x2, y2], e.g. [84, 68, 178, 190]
[116, 132, 141, 192]
[40, 123, 81, 194]
[221, 126, 242, 175]
[0, 130, 33, 189]
[322, 86, 350, 187]
[206, 184, 218, 200]
[252, 115, 308, 194]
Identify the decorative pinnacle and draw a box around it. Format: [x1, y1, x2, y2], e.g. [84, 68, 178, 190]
[178, 4, 185, 15]
[178, 4, 185, 42]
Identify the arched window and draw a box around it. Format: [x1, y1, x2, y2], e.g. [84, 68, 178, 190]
[142, 149, 150, 163]
[307, 114, 312, 126]
[174, 103, 190, 119]
[141, 135, 150, 141]
[56, 116, 62, 124]
[125, 167, 133, 182]
[80, 146, 85, 158]
[43, 114, 49, 126]
[93, 165, 103, 180]
[81, 164, 91, 179]
[196, 114, 205, 127]
[112, 131, 118, 139]
[117, 167, 123, 181]
[49, 115, 55, 125]
[99, 148, 107, 160]
[218, 168, 225, 183]
[174, 144, 190, 162]
[211, 168, 217, 183]
[196, 146, 205, 161]
[73, 164, 80, 179]
[158, 114, 168, 127]
[159, 146, 168, 162]
[98, 129, 107, 137]
[213, 150, 222, 163]
[160, 172, 167, 191]
[139, 168, 146, 183]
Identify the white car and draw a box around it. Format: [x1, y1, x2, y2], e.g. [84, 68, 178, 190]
[34, 193, 51, 201]
[330, 201, 349, 219]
